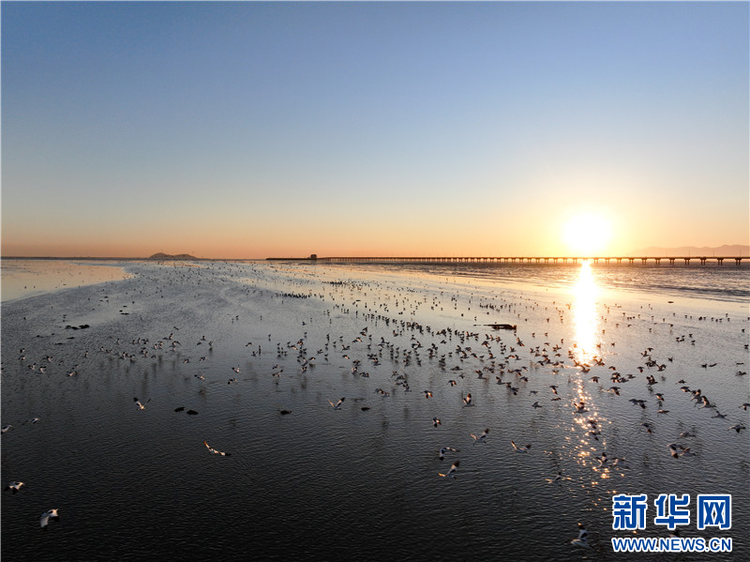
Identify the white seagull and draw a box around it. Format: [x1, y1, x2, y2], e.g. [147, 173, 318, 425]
[438, 460, 460, 479]
[4, 481, 25, 494]
[471, 428, 490, 444]
[570, 523, 590, 548]
[134, 397, 150, 410]
[204, 440, 231, 456]
[40, 509, 60, 529]
[328, 397, 345, 410]
[438, 446, 460, 460]
[511, 440, 531, 453]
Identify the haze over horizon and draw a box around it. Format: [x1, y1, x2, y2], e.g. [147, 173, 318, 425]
[2, 2, 748, 259]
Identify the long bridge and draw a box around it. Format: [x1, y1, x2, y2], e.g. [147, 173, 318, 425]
[268, 255, 746, 266]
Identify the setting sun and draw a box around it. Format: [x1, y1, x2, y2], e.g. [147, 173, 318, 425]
[562, 213, 613, 256]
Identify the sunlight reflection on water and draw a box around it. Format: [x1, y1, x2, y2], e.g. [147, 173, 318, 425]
[571, 261, 600, 366]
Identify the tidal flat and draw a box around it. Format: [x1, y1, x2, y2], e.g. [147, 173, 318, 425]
[2, 260, 748, 561]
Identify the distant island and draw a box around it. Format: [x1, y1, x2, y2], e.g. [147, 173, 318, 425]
[148, 253, 198, 260]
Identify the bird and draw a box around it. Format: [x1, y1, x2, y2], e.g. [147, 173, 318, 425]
[571, 523, 590, 548]
[438, 460, 460, 479]
[729, 424, 746, 433]
[134, 397, 150, 410]
[432, 417, 441, 427]
[463, 393, 473, 406]
[438, 447, 460, 460]
[545, 471, 565, 484]
[4, 481, 25, 494]
[204, 440, 231, 456]
[667, 443, 689, 458]
[328, 397, 345, 410]
[471, 428, 490, 444]
[511, 440, 531, 453]
[40, 509, 60, 529]
[1, 425, 12, 434]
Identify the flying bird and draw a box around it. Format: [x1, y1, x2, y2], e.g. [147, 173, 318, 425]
[328, 397, 345, 410]
[40, 509, 60, 529]
[204, 440, 231, 456]
[438, 460, 460, 479]
[471, 428, 490, 444]
[134, 397, 150, 410]
[438, 447, 460, 460]
[571, 523, 590, 548]
[4, 481, 25, 494]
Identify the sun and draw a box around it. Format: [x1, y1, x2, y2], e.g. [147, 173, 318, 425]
[562, 213, 613, 256]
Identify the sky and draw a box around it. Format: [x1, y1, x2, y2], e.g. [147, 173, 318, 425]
[2, 1, 748, 259]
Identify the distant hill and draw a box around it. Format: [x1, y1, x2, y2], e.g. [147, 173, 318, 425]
[629, 244, 749, 257]
[148, 253, 198, 260]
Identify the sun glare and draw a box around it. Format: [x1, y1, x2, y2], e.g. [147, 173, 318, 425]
[562, 213, 612, 256]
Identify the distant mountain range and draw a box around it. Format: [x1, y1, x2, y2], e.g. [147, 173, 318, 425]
[629, 244, 749, 257]
[148, 253, 198, 260]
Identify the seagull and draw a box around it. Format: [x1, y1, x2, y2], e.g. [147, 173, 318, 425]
[40, 509, 60, 529]
[471, 428, 490, 444]
[134, 397, 150, 410]
[596, 451, 609, 467]
[667, 443, 689, 458]
[571, 523, 590, 548]
[204, 440, 231, 456]
[1, 425, 12, 434]
[438, 460, 460, 479]
[463, 393, 473, 406]
[545, 471, 565, 484]
[432, 417, 441, 427]
[4, 481, 25, 494]
[729, 424, 746, 433]
[438, 447, 460, 460]
[511, 440, 531, 453]
[328, 397, 345, 410]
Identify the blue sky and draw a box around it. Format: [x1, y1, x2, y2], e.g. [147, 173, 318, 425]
[2, 1, 748, 258]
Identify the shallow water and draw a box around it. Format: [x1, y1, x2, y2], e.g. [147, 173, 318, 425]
[1, 260, 748, 561]
[1, 259, 131, 302]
